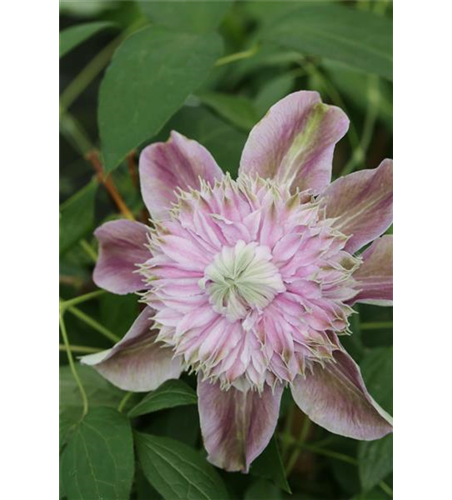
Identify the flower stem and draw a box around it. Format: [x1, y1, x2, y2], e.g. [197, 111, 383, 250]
[59, 111, 94, 155]
[59, 344, 102, 354]
[215, 43, 260, 67]
[79, 239, 98, 263]
[286, 416, 312, 475]
[66, 306, 121, 343]
[60, 290, 105, 310]
[360, 321, 393, 330]
[281, 401, 295, 459]
[279, 434, 357, 465]
[59, 311, 89, 417]
[118, 392, 133, 413]
[379, 480, 393, 497]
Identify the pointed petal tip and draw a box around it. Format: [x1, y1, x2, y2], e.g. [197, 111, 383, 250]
[291, 349, 393, 441]
[320, 158, 393, 253]
[239, 90, 350, 194]
[139, 132, 223, 221]
[79, 308, 182, 392]
[198, 379, 283, 472]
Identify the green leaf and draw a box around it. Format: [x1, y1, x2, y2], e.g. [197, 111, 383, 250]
[61, 407, 134, 500]
[59, 179, 97, 256]
[250, 437, 291, 494]
[128, 379, 197, 418]
[59, 460, 66, 499]
[197, 91, 260, 132]
[135, 433, 229, 500]
[263, 4, 393, 79]
[98, 26, 223, 173]
[59, 21, 116, 58]
[358, 434, 393, 492]
[245, 479, 283, 500]
[58, 414, 75, 453]
[139, 0, 232, 34]
[360, 347, 393, 414]
[59, 365, 125, 412]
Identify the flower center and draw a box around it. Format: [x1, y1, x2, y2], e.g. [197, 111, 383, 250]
[200, 240, 285, 322]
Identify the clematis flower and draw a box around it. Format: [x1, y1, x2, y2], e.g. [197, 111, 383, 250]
[81, 91, 393, 472]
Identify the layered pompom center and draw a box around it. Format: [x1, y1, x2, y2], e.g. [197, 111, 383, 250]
[140, 175, 360, 390]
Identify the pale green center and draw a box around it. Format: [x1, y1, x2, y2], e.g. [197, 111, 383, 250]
[200, 240, 285, 322]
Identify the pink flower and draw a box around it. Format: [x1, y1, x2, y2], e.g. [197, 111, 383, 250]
[82, 91, 393, 472]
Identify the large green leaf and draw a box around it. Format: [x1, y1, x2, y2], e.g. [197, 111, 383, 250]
[98, 26, 223, 173]
[250, 437, 291, 493]
[128, 379, 197, 418]
[59, 178, 97, 255]
[139, 0, 232, 34]
[60, 408, 78, 453]
[264, 4, 393, 79]
[135, 433, 229, 500]
[197, 91, 260, 132]
[358, 434, 393, 491]
[59, 21, 116, 58]
[61, 408, 134, 500]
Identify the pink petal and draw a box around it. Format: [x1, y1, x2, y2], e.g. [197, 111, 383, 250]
[351, 235, 393, 306]
[93, 220, 150, 295]
[239, 91, 349, 194]
[319, 159, 393, 253]
[80, 307, 182, 392]
[291, 350, 392, 440]
[139, 131, 224, 220]
[197, 379, 283, 472]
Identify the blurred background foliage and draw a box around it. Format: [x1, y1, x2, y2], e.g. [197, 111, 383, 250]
[60, 1, 393, 499]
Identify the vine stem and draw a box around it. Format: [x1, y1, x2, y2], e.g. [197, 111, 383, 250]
[281, 402, 295, 459]
[86, 150, 135, 221]
[79, 239, 98, 263]
[215, 43, 260, 67]
[59, 111, 94, 154]
[59, 311, 89, 418]
[60, 110, 135, 221]
[285, 417, 312, 475]
[59, 344, 102, 354]
[60, 290, 105, 310]
[280, 435, 358, 465]
[118, 392, 133, 413]
[66, 306, 120, 343]
[127, 151, 139, 188]
[361, 321, 393, 330]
